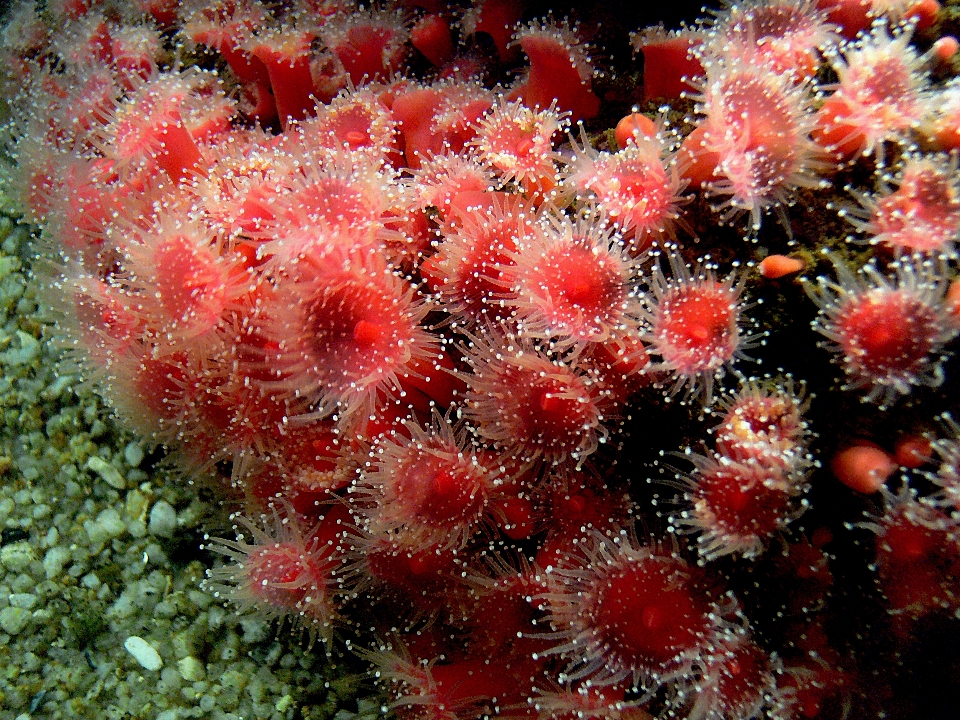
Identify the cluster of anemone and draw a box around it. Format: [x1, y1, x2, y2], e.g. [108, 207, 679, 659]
[672, 378, 815, 561]
[5, 0, 960, 718]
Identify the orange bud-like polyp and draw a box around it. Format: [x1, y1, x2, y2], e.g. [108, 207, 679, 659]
[894, 435, 933, 469]
[831, 444, 897, 494]
[615, 112, 657, 149]
[759, 255, 806, 279]
[933, 36, 959, 64]
[906, 0, 941, 30]
[411, 14, 454, 67]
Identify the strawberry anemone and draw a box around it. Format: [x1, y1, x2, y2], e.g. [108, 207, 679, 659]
[260, 249, 437, 422]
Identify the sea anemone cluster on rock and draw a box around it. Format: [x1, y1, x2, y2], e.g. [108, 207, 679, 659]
[3, 0, 960, 717]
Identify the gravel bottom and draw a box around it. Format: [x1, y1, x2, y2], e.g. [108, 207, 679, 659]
[0, 214, 382, 719]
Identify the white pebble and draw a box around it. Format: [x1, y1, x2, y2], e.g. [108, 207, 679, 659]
[148, 501, 178, 538]
[95, 507, 126, 539]
[124, 636, 163, 671]
[2, 330, 39, 365]
[124, 441, 145, 468]
[86, 456, 126, 490]
[0, 606, 31, 635]
[1, 542, 34, 572]
[9, 593, 37, 610]
[42, 546, 71, 580]
[82, 573, 101, 589]
[177, 656, 205, 682]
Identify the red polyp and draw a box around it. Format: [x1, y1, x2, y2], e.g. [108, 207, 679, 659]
[428, 657, 524, 711]
[808, 257, 955, 405]
[204, 505, 347, 642]
[544, 246, 612, 310]
[361, 417, 497, 548]
[411, 14, 454, 67]
[695, 634, 772, 719]
[126, 352, 190, 431]
[156, 120, 203, 182]
[465, 0, 524, 62]
[152, 234, 227, 335]
[654, 283, 738, 376]
[391, 86, 443, 167]
[706, 0, 834, 81]
[104, 74, 213, 182]
[251, 35, 316, 128]
[883, 514, 943, 564]
[430, 194, 534, 324]
[581, 550, 713, 678]
[509, 22, 600, 123]
[637, 31, 703, 101]
[567, 135, 683, 252]
[835, 290, 937, 379]
[398, 348, 466, 409]
[692, 457, 794, 554]
[816, 0, 871, 39]
[872, 492, 960, 625]
[866, 158, 960, 255]
[713, 381, 808, 465]
[464, 338, 609, 467]
[144, 0, 179, 27]
[245, 542, 312, 606]
[327, 12, 409, 86]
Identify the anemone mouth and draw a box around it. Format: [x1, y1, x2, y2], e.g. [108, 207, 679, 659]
[470, 97, 569, 189]
[536, 533, 721, 689]
[501, 211, 641, 348]
[460, 328, 614, 468]
[263, 253, 435, 420]
[641, 251, 758, 406]
[807, 255, 957, 407]
[353, 414, 499, 550]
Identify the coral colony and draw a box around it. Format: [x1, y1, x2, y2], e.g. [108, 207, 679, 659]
[5, 0, 960, 716]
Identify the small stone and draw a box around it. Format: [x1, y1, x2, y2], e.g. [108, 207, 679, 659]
[124, 636, 163, 671]
[1, 542, 35, 572]
[8, 593, 37, 610]
[84, 519, 108, 547]
[96, 507, 126, 539]
[124, 442, 145, 468]
[148, 501, 177, 538]
[177, 656, 205, 682]
[82, 573, 101, 589]
[86, 456, 126, 490]
[43, 546, 71, 579]
[42, 526, 58, 548]
[2, 330, 39, 365]
[0, 606, 31, 635]
[126, 489, 149, 521]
